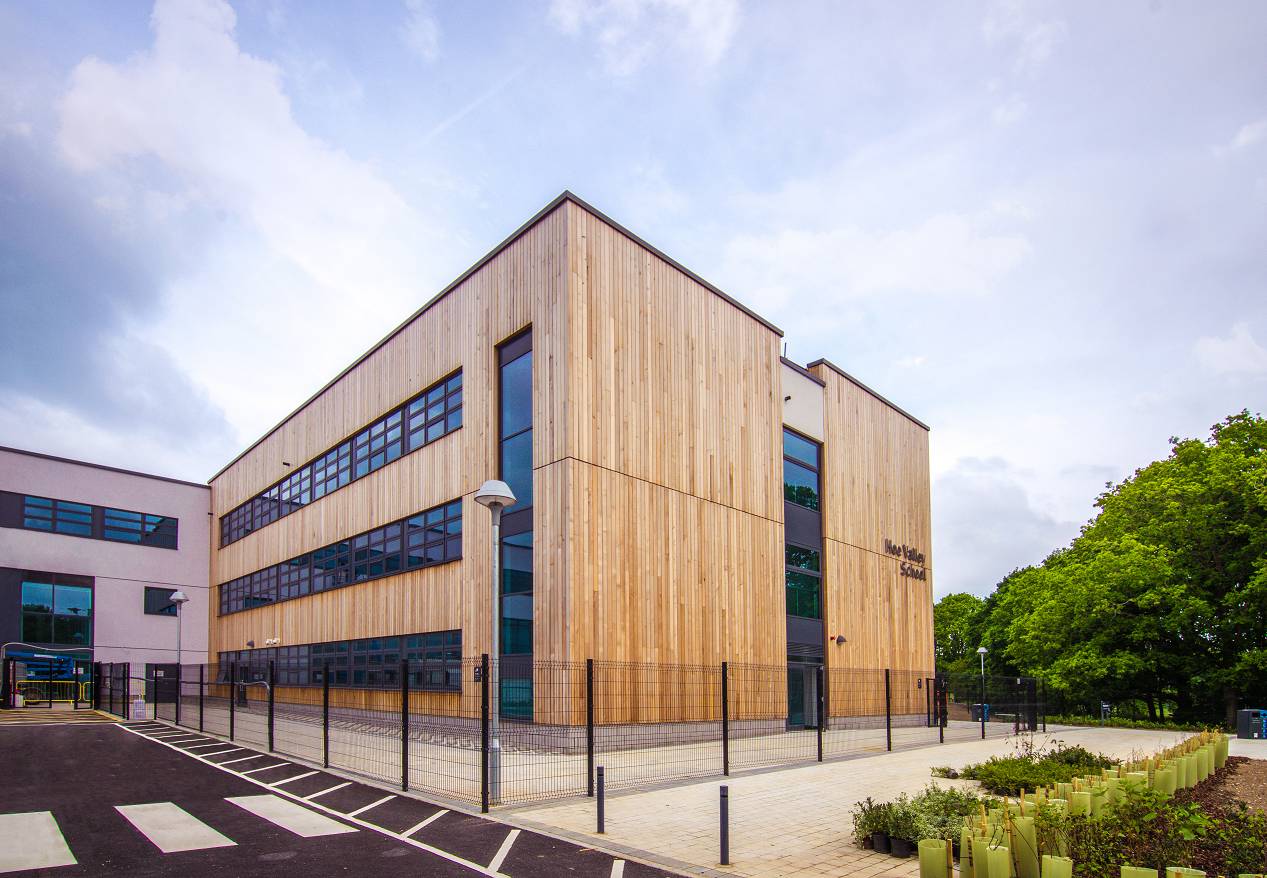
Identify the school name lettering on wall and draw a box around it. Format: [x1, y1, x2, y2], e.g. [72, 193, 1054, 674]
[884, 538, 927, 581]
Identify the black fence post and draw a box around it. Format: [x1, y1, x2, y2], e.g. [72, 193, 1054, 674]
[480, 653, 490, 814]
[322, 662, 330, 768]
[980, 673, 987, 740]
[938, 677, 945, 744]
[816, 664, 825, 762]
[267, 660, 276, 752]
[586, 658, 595, 797]
[596, 765, 605, 833]
[123, 662, 131, 718]
[229, 662, 236, 742]
[198, 664, 205, 732]
[0, 657, 10, 710]
[47, 657, 53, 711]
[925, 678, 932, 728]
[400, 658, 410, 792]
[721, 661, 730, 777]
[720, 785, 730, 866]
[1041, 679, 1047, 733]
[884, 669, 892, 752]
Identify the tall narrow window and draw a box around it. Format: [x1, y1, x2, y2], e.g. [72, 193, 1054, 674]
[785, 543, 822, 619]
[498, 328, 533, 719]
[783, 429, 821, 511]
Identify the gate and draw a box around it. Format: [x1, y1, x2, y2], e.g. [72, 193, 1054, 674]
[2, 655, 93, 709]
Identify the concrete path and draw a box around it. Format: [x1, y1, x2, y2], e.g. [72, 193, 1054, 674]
[508, 726, 1198, 878]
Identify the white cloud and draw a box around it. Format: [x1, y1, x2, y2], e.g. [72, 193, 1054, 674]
[55, 0, 452, 448]
[400, 0, 440, 62]
[548, 0, 740, 76]
[983, 0, 1067, 75]
[1194, 322, 1267, 375]
[723, 213, 1031, 315]
[992, 94, 1028, 126]
[896, 355, 927, 368]
[1227, 118, 1267, 153]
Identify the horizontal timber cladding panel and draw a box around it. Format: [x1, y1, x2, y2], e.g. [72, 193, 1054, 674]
[562, 457, 786, 673]
[821, 539, 935, 715]
[813, 365, 932, 565]
[208, 202, 569, 581]
[566, 201, 784, 523]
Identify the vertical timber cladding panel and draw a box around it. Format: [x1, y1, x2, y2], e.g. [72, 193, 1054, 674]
[814, 365, 934, 719]
[207, 205, 571, 676]
[563, 201, 786, 723]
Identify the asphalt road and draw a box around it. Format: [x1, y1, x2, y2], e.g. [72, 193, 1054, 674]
[0, 721, 678, 877]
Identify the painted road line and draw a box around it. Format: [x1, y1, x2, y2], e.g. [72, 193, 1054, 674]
[487, 829, 520, 874]
[116, 725, 504, 878]
[268, 771, 318, 788]
[610, 860, 625, 878]
[346, 795, 396, 817]
[401, 809, 448, 838]
[226, 795, 359, 838]
[164, 737, 207, 744]
[0, 811, 77, 872]
[303, 782, 351, 801]
[219, 755, 267, 766]
[186, 743, 228, 750]
[239, 763, 290, 775]
[115, 802, 236, 854]
[199, 748, 241, 758]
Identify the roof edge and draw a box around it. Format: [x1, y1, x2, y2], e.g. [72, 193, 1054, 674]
[805, 359, 931, 431]
[0, 444, 210, 489]
[211, 190, 783, 482]
[779, 356, 827, 387]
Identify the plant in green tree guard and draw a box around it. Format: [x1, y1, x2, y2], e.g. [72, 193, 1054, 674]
[1041, 854, 1073, 878]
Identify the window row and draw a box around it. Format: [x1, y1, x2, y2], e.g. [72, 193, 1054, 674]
[217, 630, 462, 691]
[220, 370, 463, 546]
[0, 491, 178, 550]
[217, 500, 462, 616]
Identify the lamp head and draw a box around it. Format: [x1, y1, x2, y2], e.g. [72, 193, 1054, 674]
[977, 646, 988, 656]
[170, 590, 189, 605]
[474, 480, 516, 511]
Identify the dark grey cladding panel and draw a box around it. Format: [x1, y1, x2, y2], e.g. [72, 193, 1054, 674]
[787, 615, 824, 650]
[0, 567, 25, 644]
[784, 502, 822, 549]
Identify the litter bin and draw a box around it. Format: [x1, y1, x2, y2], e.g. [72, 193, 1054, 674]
[129, 696, 148, 721]
[1237, 708, 1265, 739]
[970, 703, 991, 722]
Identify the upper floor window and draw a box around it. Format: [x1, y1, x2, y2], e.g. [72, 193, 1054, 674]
[1, 491, 179, 550]
[220, 369, 463, 547]
[143, 586, 179, 616]
[783, 428, 821, 511]
[785, 543, 822, 619]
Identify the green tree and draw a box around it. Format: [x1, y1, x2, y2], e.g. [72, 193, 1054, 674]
[933, 592, 986, 674]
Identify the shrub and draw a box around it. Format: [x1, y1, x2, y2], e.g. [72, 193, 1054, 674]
[850, 797, 889, 845]
[960, 738, 1117, 795]
[1047, 714, 1220, 733]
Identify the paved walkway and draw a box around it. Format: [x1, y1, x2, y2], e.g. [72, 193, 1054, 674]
[508, 726, 1200, 878]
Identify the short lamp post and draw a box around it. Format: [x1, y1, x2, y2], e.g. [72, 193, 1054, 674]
[977, 646, 988, 738]
[474, 479, 516, 804]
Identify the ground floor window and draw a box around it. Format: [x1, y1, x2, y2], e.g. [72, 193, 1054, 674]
[21, 579, 93, 647]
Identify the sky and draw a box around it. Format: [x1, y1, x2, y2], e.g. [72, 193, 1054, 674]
[1, 0, 1264, 598]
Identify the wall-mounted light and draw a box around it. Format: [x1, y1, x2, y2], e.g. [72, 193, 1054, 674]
[246, 639, 255, 648]
[282, 461, 292, 467]
[834, 634, 846, 645]
[784, 395, 792, 402]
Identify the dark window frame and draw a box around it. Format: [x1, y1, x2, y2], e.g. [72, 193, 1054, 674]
[782, 427, 822, 512]
[21, 576, 95, 647]
[220, 369, 463, 547]
[1, 491, 178, 550]
[785, 540, 822, 620]
[217, 499, 462, 616]
[143, 586, 179, 617]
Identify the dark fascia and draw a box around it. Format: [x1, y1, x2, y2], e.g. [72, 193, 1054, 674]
[805, 359, 931, 432]
[779, 356, 826, 387]
[210, 190, 784, 483]
[0, 445, 209, 490]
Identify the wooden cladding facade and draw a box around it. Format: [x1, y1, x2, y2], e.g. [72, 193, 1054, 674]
[207, 193, 933, 724]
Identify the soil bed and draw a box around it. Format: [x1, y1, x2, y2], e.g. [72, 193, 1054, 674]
[1180, 755, 1267, 813]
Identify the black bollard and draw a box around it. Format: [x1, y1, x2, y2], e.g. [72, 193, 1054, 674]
[596, 766, 605, 834]
[720, 785, 730, 865]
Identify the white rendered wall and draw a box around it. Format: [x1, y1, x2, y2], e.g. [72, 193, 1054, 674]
[781, 362, 825, 441]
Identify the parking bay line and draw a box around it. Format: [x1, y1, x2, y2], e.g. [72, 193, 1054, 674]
[219, 755, 268, 766]
[346, 795, 395, 817]
[303, 782, 350, 801]
[401, 809, 448, 838]
[226, 795, 358, 838]
[269, 771, 318, 788]
[487, 829, 520, 874]
[115, 802, 236, 853]
[240, 763, 291, 776]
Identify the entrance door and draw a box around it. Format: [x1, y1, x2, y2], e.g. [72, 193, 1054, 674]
[787, 664, 820, 729]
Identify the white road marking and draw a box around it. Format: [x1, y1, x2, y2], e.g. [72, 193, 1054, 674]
[226, 795, 358, 838]
[219, 755, 266, 766]
[115, 802, 236, 853]
[116, 725, 505, 877]
[611, 859, 626, 878]
[148, 732, 193, 739]
[239, 763, 290, 775]
[488, 828, 520, 873]
[304, 782, 351, 800]
[163, 737, 207, 744]
[199, 748, 241, 757]
[186, 743, 227, 750]
[268, 771, 318, 787]
[401, 809, 448, 837]
[347, 795, 395, 817]
[0, 812, 77, 872]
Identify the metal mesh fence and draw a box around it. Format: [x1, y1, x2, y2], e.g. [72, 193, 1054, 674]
[131, 657, 1044, 809]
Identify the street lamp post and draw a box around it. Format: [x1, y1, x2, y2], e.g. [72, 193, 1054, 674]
[976, 646, 988, 739]
[474, 480, 516, 804]
[170, 591, 190, 669]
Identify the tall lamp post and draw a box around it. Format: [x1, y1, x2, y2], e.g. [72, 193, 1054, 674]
[976, 646, 988, 739]
[474, 480, 516, 804]
[170, 590, 190, 669]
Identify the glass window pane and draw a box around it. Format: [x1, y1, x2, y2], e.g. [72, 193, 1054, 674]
[785, 544, 820, 572]
[783, 430, 819, 469]
[22, 612, 53, 643]
[54, 585, 92, 616]
[501, 532, 533, 594]
[783, 460, 820, 511]
[500, 431, 533, 510]
[21, 581, 53, 613]
[499, 352, 532, 439]
[54, 615, 92, 646]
